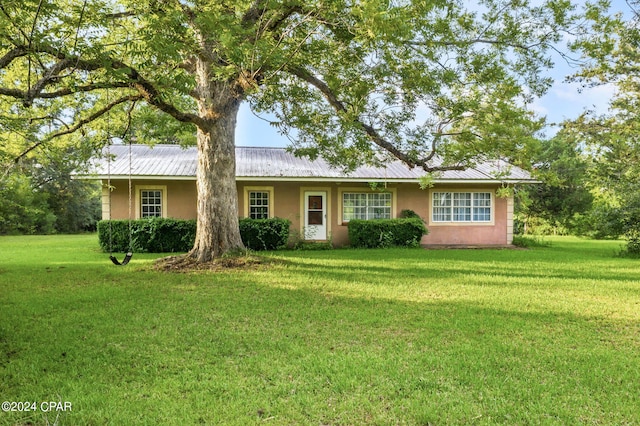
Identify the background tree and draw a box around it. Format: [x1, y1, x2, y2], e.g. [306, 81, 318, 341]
[0, 97, 101, 234]
[568, 0, 640, 254]
[0, 147, 101, 235]
[0, 0, 594, 262]
[518, 131, 593, 235]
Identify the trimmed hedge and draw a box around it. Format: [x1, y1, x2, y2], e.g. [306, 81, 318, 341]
[98, 217, 291, 253]
[348, 218, 428, 248]
[239, 217, 291, 251]
[97, 219, 134, 252]
[98, 218, 196, 253]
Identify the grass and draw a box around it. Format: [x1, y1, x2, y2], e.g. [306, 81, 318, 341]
[1, 235, 639, 425]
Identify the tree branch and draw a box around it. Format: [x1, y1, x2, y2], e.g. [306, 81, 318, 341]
[23, 57, 94, 106]
[27, 0, 46, 90]
[121, 99, 138, 140]
[242, 0, 268, 25]
[13, 94, 143, 164]
[410, 38, 538, 51]
[48, 82, 132, 98]
[242, 1, 319, 47]
[0, 4, 31, 51]
[287, 65, 465, 172]
[1, 40, 204, 127]
[2, 43, 110, 106]
[124, 67, 205, 127]
[0, 46, 28, 69]
[0, 82, 131, 101]
[105, 11, 136, 19]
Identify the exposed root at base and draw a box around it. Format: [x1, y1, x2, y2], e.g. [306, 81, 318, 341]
[154, 253, 274, 272]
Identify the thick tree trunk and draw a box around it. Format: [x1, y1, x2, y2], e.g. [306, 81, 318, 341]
[188, 68, 246, 262]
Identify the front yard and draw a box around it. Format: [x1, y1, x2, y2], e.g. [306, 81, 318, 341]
[0, 235, 638, 425]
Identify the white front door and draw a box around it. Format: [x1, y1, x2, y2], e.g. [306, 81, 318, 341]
[304, 191, 327, 240]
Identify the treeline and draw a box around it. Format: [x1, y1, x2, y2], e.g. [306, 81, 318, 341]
[0, 159, 101, 235]
[516, 128, 640, 256]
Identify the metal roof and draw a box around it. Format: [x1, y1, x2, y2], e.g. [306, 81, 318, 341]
[84, 144, 535, 183]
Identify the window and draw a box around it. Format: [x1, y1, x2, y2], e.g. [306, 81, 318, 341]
[249, 191, 269, 219]
[473, 192, 492, 221]
[136, 185, 167, 218]
[432, 192, 492, 223]
[432, 192, 451, 221]
[243, 187, 273, 219]
[453, 193, 471, 221]
[343, 192, 392, 221]
[140, 189, 163, 218]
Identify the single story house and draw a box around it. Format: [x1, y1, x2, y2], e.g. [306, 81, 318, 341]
[81, 144, 536, 247]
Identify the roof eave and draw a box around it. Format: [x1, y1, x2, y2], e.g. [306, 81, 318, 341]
[78, 174, 540, 184]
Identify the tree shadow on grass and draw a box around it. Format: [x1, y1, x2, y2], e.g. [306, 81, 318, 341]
[2, 272, 639, 425]
[277, 251, 640, 293]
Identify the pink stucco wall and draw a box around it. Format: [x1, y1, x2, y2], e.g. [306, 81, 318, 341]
[422, 195, 509, 245]
[102, 179, 197, 220]
[103, 179, 511, 246]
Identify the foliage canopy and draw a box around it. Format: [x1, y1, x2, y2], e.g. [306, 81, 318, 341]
[0, 0, 590, 171]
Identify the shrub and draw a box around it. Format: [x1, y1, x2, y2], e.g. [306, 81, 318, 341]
[621, 229, 640, 258]
[573, 207, 624, 239]
[348, 218, 428, 248]
[98, 220, 133, 252]
[0, 174, 56, 235]
[134, 218, 197, 253]
[511, 235, 551, 248]
[239, 217, 291, 251]
[289, 227, 334, 250]
[99, 217, 291, 253]
[98, 218, 196, 253]
[293, 240, 334, 251]
[398, 209, 422, 220]
[516, 216, 570, 236]
[619, 192, 640, 258]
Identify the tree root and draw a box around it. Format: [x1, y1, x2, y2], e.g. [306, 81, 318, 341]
[153, 252, 274, 272]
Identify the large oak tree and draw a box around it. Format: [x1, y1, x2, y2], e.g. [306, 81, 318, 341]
[1, 0, 589, 261]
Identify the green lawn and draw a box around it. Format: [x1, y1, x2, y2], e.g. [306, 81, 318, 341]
[1, 235, 639, 425]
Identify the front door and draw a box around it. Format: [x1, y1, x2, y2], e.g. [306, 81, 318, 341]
[304, 191, 327, 240]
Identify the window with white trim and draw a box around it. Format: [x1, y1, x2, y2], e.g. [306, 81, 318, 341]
[432, 192, 492, 223]
[473, 192, 492, 221]
[140, 189, 163, 218]
[343, 192, 392, 221]
[248, 191, 269, 219]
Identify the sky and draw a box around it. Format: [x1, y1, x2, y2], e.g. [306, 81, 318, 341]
[235, 0, 630, 148]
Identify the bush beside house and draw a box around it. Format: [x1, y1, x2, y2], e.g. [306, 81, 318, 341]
[99, 216, 429, 253]
[98, 217, 291, 253]
[348, 218, 428, 248]
[98, 218, 197, 253]
[238, 217, 291, 251]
